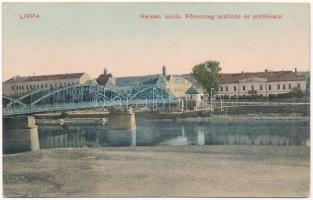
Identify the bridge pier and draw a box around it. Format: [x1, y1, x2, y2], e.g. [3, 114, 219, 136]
[107, 108, 136, 146]
[107, 108, 136, 130]
[3, 116, 40, 153]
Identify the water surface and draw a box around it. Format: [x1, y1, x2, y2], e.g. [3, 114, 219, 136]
[38, 120, 310, 149]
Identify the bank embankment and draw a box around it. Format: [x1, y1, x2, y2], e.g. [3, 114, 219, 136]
[34, 104, 309, 125]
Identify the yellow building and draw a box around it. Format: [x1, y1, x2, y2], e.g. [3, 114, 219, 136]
[3, 72, 92, 97]
[167, 75, 192, 97]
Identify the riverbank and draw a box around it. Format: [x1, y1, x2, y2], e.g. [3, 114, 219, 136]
[34, 106, 310, 125]
[3, 145, 309, 197]
[35, 113, 309, 125]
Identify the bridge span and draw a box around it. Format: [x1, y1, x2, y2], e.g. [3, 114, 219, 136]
[3, 84, 183, 116]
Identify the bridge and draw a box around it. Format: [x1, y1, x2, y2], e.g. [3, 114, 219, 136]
[3, 84, 182, 116]
[3, 84, 183, 153]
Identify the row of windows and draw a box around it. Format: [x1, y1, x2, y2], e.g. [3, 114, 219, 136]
[220, 83, 301, 92]
[173, 88, 185, 93]
[11, 82, 80, 91]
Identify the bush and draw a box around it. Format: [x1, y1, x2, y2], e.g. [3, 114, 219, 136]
[230, 95, 237, 100]
[268, 94, 277, 99]
[289, 87, 304, 98]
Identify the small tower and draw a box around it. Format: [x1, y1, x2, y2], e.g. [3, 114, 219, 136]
[162, 65, 167, 78]
[96, 67, 112, 86]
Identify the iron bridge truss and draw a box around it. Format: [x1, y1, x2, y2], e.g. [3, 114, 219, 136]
[3, 84, 183, 116]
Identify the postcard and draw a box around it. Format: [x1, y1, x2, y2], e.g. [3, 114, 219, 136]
[2, 2, 310, 198]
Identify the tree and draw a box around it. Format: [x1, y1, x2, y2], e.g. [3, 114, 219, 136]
[289, 87, 304, 98]
[192, 60, 221, 93]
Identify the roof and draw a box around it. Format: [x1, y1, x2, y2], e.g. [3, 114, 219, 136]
[168, 75, 190, 83]
[218, 71, 305, 84]
[186, 86, 202, 94]
[115, 74, 163, 87]
[4, 73, 86, 84]
[96, 73, 112, 86]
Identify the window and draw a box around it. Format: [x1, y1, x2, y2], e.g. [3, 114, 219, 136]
[11, 86, 14, 90]
[297, 83, 301, 88]
[41, 84, 43, 88]
[21, 86, 24, 90]
[283, 84, 286, 90]
[220, 87, 223, 92]
[68, 83, 70, 86]
[269, 85, 272, 90]
[260, 85, 263, 90]
[289, 84, 291, 89]
[277, 84, 280, 90]
[234, 86, 237, 91]
[30, 85, 32, 89]
[243, 86, 246, 91]
[226, 86, 228, 92]
[55, 83, 57, 86]
[45, 84, 48, 88]
[251, 86, 254, 91]
[26, 85, 28, 90]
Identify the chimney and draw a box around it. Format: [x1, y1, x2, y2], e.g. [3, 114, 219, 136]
[162, 65, 167, 78]
[265, 69, 268, 72]
[295, 67, 297, 74]
[241, 71, 244, 75]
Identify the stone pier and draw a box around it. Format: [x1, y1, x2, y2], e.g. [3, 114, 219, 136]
[3, 116, 40, 153]
[107, 108, 136, 130]
[107, 108, 136, 146]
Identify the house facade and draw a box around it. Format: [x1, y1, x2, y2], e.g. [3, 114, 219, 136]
[217, 69, 306, 97]
[3, 72, 92, 97]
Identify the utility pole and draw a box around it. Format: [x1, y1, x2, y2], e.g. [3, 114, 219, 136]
[210, 88, 214, 112]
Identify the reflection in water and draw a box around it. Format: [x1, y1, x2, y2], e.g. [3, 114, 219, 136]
[36, 120, 310, 150]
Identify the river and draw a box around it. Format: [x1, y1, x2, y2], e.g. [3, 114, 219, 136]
[37, 120, 310, 149]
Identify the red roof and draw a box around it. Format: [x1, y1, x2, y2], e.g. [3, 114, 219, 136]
[218, 71, 305, 84]
[4, 73, 85, 83]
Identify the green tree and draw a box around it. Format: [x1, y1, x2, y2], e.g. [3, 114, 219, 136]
[192, 60, 221, 93]
[289, 87, 304, 98]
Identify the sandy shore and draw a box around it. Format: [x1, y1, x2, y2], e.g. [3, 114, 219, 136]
[3, 145, 309, 197]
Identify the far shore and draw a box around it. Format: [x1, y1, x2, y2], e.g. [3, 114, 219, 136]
[35, 112, 309, 126]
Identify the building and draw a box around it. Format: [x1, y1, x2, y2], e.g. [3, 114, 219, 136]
[167, 75, 192, 97]
[108, 66, 192, 97]
[3, 72, 92, 97]
[113, 74, 168, 93]
[185, 86, 204, 109]
[217, 69, 306, 97]
[96, 68, 113, 86]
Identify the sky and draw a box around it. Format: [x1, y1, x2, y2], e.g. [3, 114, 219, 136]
[2, 2, 310, 80]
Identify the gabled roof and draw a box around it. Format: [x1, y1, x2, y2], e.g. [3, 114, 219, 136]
[115, 74, 163, 87]
[218, 71, 305, 84]
[168, 75, 190, 83]
[4, 73, 86, 84]
[186, 86, 202, 94]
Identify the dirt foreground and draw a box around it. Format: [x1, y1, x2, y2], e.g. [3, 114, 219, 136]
[3, 145, 310, 197]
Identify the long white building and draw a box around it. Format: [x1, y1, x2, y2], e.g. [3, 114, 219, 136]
[3, 72, 92, 97]
[217, 69, 306, 97]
